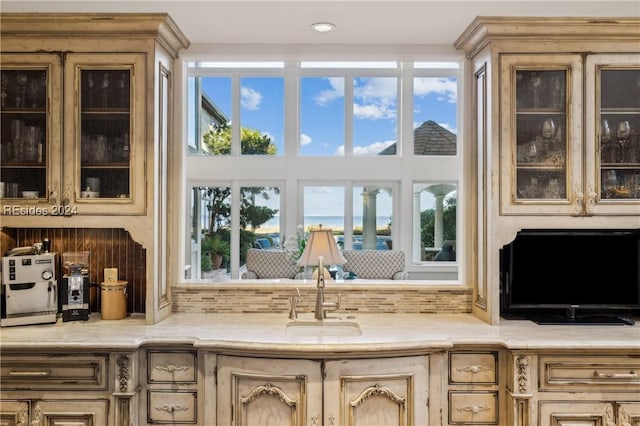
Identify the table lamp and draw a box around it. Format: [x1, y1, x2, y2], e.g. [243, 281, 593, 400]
[297, 225, 346, 281]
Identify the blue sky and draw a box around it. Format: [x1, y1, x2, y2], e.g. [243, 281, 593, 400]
[200, 74, 457, 156]
[197, 72, 457, 222]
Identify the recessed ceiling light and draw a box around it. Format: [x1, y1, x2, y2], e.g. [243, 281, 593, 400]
[311, 22, 335, 33]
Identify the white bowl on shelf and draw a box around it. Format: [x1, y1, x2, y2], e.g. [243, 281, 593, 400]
[21, 191, 39, 198]
[81, 191, 100, 198]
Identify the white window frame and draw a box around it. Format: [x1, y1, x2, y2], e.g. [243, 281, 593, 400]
[177, 54, 465, 284]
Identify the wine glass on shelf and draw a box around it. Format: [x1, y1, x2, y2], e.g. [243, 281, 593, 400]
[617, 120, 631, 163]
[15, 73, 27, 108]
[101, 73, 110, 108]
[87, 72, 94, 107]
[541, 118, 556, 154]
[529, 73, 543, 108]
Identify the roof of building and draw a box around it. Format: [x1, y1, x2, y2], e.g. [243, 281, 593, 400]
[378, 120, 456, 155]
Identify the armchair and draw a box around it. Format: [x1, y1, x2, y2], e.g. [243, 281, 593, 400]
[241, 249, 299, 279]
[342, 249, 409, 280]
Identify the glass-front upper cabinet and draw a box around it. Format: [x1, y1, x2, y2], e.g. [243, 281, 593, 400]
[585, 54, 640, 215]
[0, 53, 62, 204]
[64, 53, 146, 215]
[500, 54, 583, 215]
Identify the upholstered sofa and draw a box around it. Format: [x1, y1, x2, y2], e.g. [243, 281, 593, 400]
[342, 249, 409, 280]
[241, 249, 299, 279]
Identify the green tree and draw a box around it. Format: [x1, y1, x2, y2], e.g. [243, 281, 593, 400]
[201, 123, 279, 264]
[204, 122, 276, 155]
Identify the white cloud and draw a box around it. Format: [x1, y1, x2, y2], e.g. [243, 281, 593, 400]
[353, 140, 396, 156]
[353, 102, 395, 120]
[240, 86, 262, 110]
[335, 139, 395, 156]
[315, 77, 344, 106]
[354, 77, 397, 101]
[414, 77, 457, 103]
[300, 133, 312, 146]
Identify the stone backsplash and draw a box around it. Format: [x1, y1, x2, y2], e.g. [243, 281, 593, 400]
[172, 283, 473, 314]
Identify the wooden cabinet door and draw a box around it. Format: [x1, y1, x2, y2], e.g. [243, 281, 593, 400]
[63, 52, 147, 215]
[584, 53, 640, 215]
[0, 53, 62, 211]
[217, 355, 323, 426]
[619, 402, 640, 426]
[499, 53, 584, 216]
[323, 356, 429, 426]
[31, 400, 108, 426]
[0, 399, 29, 426]
[539, 401, 613, 426]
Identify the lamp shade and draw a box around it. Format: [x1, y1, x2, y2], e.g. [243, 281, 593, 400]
[297, 226, 346, 267]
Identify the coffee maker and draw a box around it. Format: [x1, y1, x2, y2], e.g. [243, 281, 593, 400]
[1, 244, 57, 327]
[60, 252, 90, 322]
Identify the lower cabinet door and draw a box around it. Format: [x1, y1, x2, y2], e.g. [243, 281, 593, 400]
[323, 356, 429, 426]
[538, 401, 629, 426]
[33, 399, 108, 426]
[0, 399, 29, 425]
[217, 355, 323, 426]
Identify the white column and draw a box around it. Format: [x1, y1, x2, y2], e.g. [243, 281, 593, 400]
[413, 190, 422, 262]
[362, 188, 379, 250]
[434, 193, 445, 248]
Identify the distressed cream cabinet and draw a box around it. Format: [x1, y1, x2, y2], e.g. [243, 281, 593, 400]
[446, 350, 501, 425]
[216, 355, 430, 426]
[506, 351, 640, 426]
[0, 351, 139, 426]
[453, 17, 640, 325]
[0, 51, 146, 215]
[0, 13, 190, 324]
[498, 52, 640, 216]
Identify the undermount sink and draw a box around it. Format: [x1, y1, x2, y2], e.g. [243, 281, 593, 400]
[285, 319, 362, 337]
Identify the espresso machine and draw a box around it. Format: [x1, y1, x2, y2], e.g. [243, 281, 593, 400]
[60, 252, 90, 322]
[1, 243, 57, 327]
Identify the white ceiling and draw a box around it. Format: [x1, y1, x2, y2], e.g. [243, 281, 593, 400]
[1, 1, 639, 46]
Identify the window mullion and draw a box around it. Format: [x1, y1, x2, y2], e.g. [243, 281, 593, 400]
[231, 75, 241, 156]
[344, 72, 354, 157]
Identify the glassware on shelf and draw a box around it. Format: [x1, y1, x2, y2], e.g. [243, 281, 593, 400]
[101, 72, 110, 108]
[544, 178, 561, 199]
[616, 120, 631, 163]
[1, 73, 8, 108]
[529, 73, 543, 108]
[87, 72, 94, 108]
[15, 73, 27, 108]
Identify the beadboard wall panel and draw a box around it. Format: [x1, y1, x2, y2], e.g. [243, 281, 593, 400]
[1, 228, 146, 314]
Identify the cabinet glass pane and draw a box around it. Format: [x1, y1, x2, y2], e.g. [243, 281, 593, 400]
[79, 69, 131, 199]
[514, 70, 567, 200]
[0, 68, 47, 199]
[598, 68, 640, 200]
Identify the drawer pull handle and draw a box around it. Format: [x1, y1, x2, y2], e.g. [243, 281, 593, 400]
[9, 370, 51, 377]
[156, 403, 190, 413]
[155, 364, 190, 373]
[593, 370, 637, 379]
[457, 404, 490, 414]
[457, 365, 491, 374]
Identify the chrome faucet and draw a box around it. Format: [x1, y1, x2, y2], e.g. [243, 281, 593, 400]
[289, 288, 300, 320]
[314, 256, 340, 320]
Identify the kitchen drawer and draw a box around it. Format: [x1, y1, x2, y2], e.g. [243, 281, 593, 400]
[449, 352, 498, 384]
[540, 355, 640, 391]
[449, 391, 498, 424]
[0, 353, 108, 390]
[148, 350, 197, 384]
[147, 390, 197, 424]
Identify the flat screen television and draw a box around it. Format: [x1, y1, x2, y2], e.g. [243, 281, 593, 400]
[500, 228, 640, 324]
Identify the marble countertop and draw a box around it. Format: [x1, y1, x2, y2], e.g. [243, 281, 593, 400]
[1, 313, 638, 356]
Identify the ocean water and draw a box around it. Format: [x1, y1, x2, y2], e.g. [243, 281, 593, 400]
[262, 215, 392, 231]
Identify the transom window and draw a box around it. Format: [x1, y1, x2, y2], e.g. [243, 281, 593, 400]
[183, 60, 461, 282]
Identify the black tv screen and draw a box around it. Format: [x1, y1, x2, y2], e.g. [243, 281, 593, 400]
[500, 229, 640, 323]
